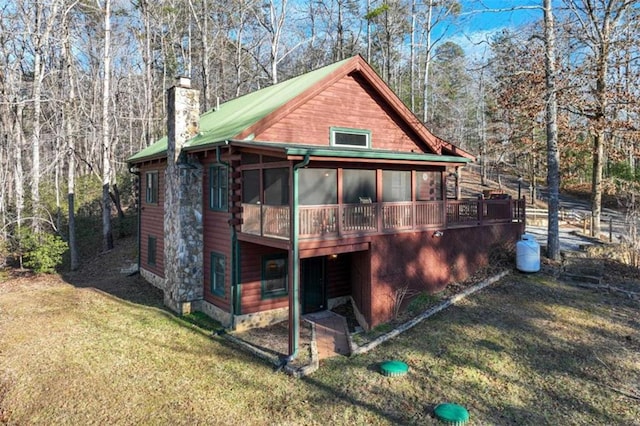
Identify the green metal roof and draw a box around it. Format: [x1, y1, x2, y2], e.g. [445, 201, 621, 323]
[231, 141, 472, 164]
[128, 58, 351, 162]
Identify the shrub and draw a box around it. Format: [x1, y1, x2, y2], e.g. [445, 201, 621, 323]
[20, 230, 68, 274]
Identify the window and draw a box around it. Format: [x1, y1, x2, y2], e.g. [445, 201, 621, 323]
[210, 252, 225, 296]
[147, 236, 157, 266]
[330, 127, 370, 149]
[209, 165, 228, 211]
[261, 254, 288, 298]
[145, 171, 158, 204]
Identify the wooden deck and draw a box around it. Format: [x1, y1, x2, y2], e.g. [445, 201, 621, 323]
[240, 199, 525, 241]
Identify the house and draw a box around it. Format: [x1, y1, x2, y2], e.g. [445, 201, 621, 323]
[128, 55, 524, 357]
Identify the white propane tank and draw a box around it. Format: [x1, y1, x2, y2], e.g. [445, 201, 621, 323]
[516, 233, 540, 272]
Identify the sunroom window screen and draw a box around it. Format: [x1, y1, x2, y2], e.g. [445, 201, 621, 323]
[264, 168, 289, 205]
[242, 169, 260, 204]
[382, 170, 411, 202]
[299, 169, 337, 205]
[342, 169, 376, 204]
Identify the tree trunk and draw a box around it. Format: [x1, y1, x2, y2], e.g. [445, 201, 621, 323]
[591, 46, 609, 239]
[422, 0, 434, 123]
[141, 0, 154, 147]
[366, 0, 372, 62]
[31, 2, 43, 232]
[544, 0, 560, 260]
[110, 184, 125, 219]
[62, 5, 77, 270]
[101, 0, 113, 251]
[591, 131, 604, 237]
[13, 102, 25, 229]
[410, 0, 416, 112]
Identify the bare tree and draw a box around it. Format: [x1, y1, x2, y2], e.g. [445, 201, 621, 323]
[99, 0, 113, 251]
[62, 2, 79, 270]
[544, 0, 560, 260]
[563, 0, 637, 238]
[257, 0, 289, 84]
[31, 0, 62, 231]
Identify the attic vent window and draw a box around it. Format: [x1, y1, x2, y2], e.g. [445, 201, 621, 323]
[331, 127, 370, 149]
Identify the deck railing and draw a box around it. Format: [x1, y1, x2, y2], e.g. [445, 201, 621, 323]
[241, 198, 524, 240]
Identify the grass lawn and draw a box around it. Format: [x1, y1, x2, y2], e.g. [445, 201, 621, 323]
[1, 268, 638, 425]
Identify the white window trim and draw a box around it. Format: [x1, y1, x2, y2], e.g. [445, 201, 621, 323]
[330, 127, 371, 149]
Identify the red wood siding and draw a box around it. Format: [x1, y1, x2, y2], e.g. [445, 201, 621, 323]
[327, 253, 351, 298]
[202, 159, 233, 310]
[238, 242, 289, 314]
[367, 222, 523, 328]
[139, 162, 166, 277]
[254, 74, 429, 153]
[350, 250, 372, 326]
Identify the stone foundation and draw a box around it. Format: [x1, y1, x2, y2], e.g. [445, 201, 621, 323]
[140, 268, 166, 291]
[232, 307, 289, 332]
[200, 300, 232, 328]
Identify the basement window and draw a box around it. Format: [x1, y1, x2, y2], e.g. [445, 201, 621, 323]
[330, 127, 370, 149]
[261, 254, 288, 299]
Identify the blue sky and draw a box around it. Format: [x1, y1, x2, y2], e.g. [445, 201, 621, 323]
[459, 0, 542, 32]
[447, 0, 544, 61]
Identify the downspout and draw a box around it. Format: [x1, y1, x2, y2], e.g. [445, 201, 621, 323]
[216, 144, 237, 330]
[128, 164, 141, 273]
[287, 154, 310, 362]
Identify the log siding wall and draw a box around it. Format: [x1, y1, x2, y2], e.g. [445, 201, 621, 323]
[254, 74, 429, 153]
[367, 222, 522, 328]
[202, 158, 232, 311]
[238, 242, 289, 314]
[139, 162, 166, 277]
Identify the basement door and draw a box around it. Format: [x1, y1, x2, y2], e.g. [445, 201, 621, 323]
[301, 257, 327, 314]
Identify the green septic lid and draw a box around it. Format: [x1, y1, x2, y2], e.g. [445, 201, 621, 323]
[433, 403, 470, 425]
[379, 360, 409, 377]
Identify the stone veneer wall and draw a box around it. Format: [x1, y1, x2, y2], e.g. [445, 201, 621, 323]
[163, 80, 204, 314]
[140, 268, 166, 291]
[232, 307, 290, 332]
[200, 300, 232, 327]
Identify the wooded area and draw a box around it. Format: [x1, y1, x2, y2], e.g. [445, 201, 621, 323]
[0, 0, 638, 270]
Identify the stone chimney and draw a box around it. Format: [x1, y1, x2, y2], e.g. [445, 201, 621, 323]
[164, 77, 204, 314]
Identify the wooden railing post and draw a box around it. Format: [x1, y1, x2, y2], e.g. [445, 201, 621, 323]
[509, 198, 513, 222]
[443, 197, 448, 228]
[259, 204, 264, 237]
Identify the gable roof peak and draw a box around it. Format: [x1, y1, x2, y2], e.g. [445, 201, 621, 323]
[128, 54, 474, 163]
